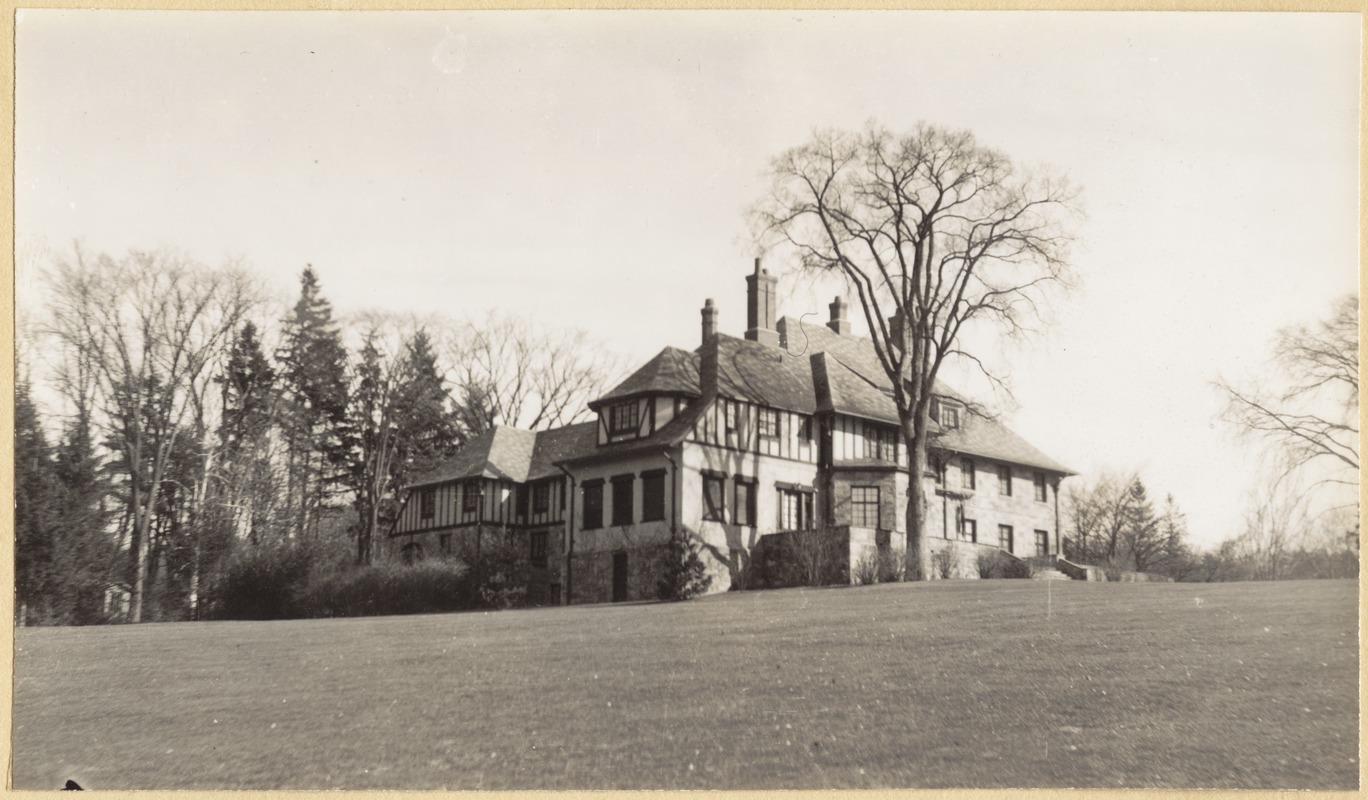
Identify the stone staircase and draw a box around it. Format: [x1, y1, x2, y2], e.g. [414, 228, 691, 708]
[1031, 567, 1072, 581]
[1025, 554, 1077, 581]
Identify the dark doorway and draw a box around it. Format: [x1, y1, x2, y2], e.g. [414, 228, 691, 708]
[611, 552, 628, 602]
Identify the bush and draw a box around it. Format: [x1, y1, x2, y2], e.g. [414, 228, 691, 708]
[975, 551, 1033, 580]
[853, 552, 880, 585]
[931, 549, 960, 579]
[474, 536, 531, 609]
[877, 549, 905, 582]
[656, 532, 712, 601]
[210, 539, 316, 620]
[299, 560, 474, 617]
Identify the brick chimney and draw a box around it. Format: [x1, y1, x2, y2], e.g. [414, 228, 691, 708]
[701, 298, 717, 344]
[745, 257, 780, 348]
[827, 296, 850, 335]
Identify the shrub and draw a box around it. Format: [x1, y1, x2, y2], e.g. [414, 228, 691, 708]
[931, 549, 959, 579]
[975, 551, 1033, 580]
[299, 560, 474, 617]
[877, 549, 905, 582]
[210, 539, 316, 620]
[853, 552, 880, 585]
[474, 535, 531, 609]
[656, 532, 712, 601]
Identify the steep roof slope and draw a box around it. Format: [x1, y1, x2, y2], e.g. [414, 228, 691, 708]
[590, 346, 699, 409]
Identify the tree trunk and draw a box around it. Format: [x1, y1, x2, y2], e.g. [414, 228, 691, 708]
[902, 412, 929, 582]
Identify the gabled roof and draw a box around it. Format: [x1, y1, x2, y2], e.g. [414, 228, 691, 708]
[788, 317, 1072, 475]
[411, 422, 598, 487]
[590, 346, 698, 410]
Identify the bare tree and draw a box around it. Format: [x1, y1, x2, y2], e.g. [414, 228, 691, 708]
[754, 122, 1079, 579]
[43, 248, 256, 622]
[439, 312, 620, 436]
[1218, 294, 1359, 485]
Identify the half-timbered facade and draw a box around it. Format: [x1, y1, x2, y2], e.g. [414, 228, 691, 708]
[392, 259, 1074, 603]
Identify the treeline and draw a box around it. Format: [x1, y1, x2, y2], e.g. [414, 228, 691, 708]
[1063, 293, 1359, 584]
[16, 248, 617, 625]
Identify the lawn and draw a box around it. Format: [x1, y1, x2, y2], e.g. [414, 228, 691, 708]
[12, 579, 1359, 790]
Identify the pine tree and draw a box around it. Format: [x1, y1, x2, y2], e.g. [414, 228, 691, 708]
[393, 330, 459, 487]
[15, 378, 60, 624]
[277, 266, 350, 540]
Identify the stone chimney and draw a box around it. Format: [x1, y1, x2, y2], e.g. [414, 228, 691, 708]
[827, 296, 850, 335]
[701, 298, 717, 344]
[745, 257, 780, 348]
[699, 328, 720, 400]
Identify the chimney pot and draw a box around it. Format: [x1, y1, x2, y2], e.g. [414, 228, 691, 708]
[701, 298, 718, 344]
[827, 296, 851, 335]
[745, 259, 780, 347]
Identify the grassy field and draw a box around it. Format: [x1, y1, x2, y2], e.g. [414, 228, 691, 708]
[12, 578, 1359, 790]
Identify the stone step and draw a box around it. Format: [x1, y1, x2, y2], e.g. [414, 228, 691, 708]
[1031, 569, 1072, 581]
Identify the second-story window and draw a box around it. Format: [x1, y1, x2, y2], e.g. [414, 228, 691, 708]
[533, 482, 550, 514]
[998, 465, 1012, 497]
[462, 484, 479, 514]
[758, 408, 779, 438]
[961, 458, 976, 490]
[725, 401, 738, 434]
[609, 402, 639, 435]
[798, 416, 813, 443]
[611, 474, 634, 526]
[1034, 471, 1048, 502]
[419, 487, 436, 520]
[865, 425, 897, 462]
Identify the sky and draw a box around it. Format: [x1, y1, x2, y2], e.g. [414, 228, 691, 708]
[14, 10, 1360, 549]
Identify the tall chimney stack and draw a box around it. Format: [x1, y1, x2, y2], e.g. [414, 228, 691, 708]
[827, 296, 850, 335]
[745, 257, 780, 348]
[700, 298, 717, 344]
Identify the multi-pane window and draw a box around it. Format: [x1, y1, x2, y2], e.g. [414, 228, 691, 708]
[798, 416, 813, 443]
[462, 483, 479, 513]
[608, 402, 639, 435]
[439, 533, 452, 555]
[583, 481, 604, 530]
[942, 405, 960, 429]
[703, 474, 726, 522]
[734, 477, 757, 527]
[758, 408, 779, 438]
[724, 401, 738, 433]
[641, 470, 666, 522]
[961, 458, 976, 490]
[611, 474, 634, 526]
[865, 426, 897, 462]
[999, 524, 1014, 552]
[533, 482, 550, 514]
[962, 518, 978, 543]
[419, 488, 436, 519]
[1034, 530, 1049, 557]
[778, 486, 815, 531]
[1034, 472, 1048, 503]
[851, 486, 881, 528]
[530, 530, 549, 566]
[998, 465, 1012, 497]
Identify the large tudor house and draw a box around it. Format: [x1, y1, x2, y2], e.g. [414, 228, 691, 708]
[391, 261, 1075, 605]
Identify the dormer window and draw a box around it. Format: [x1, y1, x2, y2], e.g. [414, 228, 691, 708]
[608, 401, 639, 435]
[942, 405, 960, 429]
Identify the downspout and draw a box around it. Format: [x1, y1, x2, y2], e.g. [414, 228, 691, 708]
[557, 464, 577, 606]
[1053, 476, 1062, 558]
[661, 448, 679, 539]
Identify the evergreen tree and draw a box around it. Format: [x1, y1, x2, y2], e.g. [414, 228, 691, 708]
[218, 321, 280, 545]
[15, 378, 60, 624]
[277, 266, 350, 540]
[393, 330, 459, 487]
